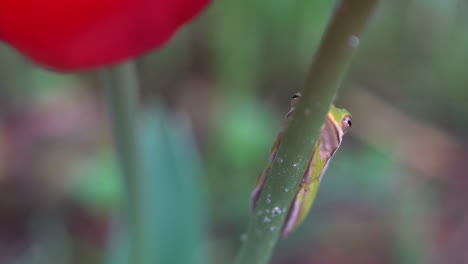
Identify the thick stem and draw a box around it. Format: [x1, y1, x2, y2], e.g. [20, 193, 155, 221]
[99, 62, 143, 264]
[234, 1, 378, 263]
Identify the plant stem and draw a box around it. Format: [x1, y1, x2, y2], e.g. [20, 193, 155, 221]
[99, 62, 143, 264]
[234, 1, 378, 264]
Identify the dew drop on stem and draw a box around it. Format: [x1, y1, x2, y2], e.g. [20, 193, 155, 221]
[240, 233, 248, 241]
[348, 35, 360, 48]
[272, 207, 282, 216]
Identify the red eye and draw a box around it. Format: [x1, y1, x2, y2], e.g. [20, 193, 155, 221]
[342, 115, 352, 133]
[290, 93, 301, 107]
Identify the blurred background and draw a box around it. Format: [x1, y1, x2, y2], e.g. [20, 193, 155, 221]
[0, 0, 468, 263]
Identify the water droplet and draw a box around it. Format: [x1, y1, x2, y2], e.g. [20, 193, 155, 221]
[256, 210, 263, 216]
[263, 216, 271, 223]
[284, 188, 289, 192]
[277, 158, 284, 164]
[240, 233, 248, 241]
[272, 207, 282, 216]
[270, 226, 277, 231]
[265, 209, 270, 213]
[267, 193, 271, 197]
[304, 108, 311, 116]
[266, 198, 271, 204]
[293, 163, 299, 168]
[348, 35, 360, 48]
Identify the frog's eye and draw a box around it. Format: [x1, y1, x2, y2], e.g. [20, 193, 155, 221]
[290, 92, 301, 107]
[292, 93, 301, 99]
[341, 115, 352, 133]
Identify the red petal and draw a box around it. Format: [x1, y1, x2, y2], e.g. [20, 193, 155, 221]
[0, 0, 211, 71]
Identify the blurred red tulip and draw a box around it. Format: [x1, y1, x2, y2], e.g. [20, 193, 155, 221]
[0, 0, 211, 71]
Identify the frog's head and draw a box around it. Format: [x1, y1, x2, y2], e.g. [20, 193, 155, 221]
[288, 92, 352, 134]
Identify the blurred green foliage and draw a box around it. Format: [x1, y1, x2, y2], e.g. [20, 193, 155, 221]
[0, 0, 468, 263]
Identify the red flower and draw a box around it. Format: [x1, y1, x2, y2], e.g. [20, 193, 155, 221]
[0, 0, 211, 71]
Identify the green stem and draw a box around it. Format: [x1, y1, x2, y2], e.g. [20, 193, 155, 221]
[99, 62, 143, 264]
[234, 1, 378, 263]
